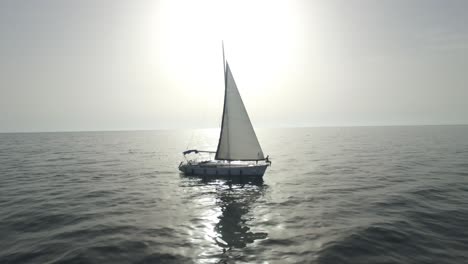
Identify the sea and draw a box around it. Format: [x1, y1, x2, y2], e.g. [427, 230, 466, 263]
[1, 125, 467, 264]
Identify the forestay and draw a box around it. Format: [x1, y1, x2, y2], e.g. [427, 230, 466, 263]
[215, 62, 265, 161]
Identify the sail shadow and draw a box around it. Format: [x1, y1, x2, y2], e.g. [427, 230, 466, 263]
[213, 183, 268, 263]
[179, 174, 268, 263]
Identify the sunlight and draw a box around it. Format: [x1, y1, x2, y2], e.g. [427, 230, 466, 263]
[156, 0, 302, 99]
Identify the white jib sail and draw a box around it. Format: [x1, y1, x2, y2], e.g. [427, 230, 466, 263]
[215, 62, 265, 161]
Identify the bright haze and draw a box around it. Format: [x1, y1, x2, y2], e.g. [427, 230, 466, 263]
[1, 0, 467, 132]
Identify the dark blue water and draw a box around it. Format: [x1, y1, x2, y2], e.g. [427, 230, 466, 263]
[1, 126, 468, 263]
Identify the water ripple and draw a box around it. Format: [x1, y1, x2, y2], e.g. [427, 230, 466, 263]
[1, 127, 468, 263]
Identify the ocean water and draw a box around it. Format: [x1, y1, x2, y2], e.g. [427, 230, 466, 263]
[1, 126, 468, 264]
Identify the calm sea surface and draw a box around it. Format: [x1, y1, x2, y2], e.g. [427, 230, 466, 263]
[1, 126, 468, 264]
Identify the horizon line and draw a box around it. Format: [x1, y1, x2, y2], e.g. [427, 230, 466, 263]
[1, 123, 468, 134]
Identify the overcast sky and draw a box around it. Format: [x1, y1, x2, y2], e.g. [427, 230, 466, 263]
[1, 0, 467, 132]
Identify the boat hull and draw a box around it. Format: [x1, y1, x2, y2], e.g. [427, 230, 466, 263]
[179, 162, 268, 177]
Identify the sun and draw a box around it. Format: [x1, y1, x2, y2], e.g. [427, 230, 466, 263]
[156, 0, 302, 99]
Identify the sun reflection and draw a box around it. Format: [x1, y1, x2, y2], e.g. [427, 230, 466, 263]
[214, 186, 268, 249]
[181, 176, 268, 263]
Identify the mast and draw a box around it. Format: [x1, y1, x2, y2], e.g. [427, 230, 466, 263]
[222, 41, 226, 79]
[215, 41, 229, 160]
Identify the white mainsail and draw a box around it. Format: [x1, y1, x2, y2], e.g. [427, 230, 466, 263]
[215, 62, 265, 161]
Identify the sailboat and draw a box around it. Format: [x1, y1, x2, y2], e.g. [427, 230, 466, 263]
[178, 44, 270, 178]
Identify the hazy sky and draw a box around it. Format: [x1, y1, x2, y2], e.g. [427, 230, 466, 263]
[1, 0, 467, 132]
